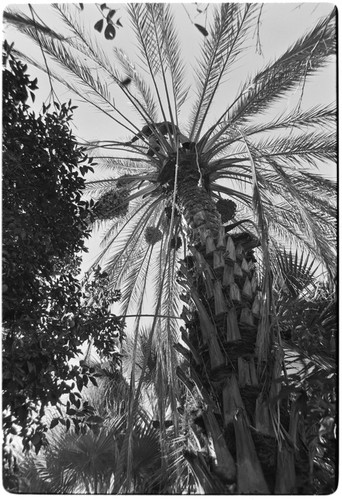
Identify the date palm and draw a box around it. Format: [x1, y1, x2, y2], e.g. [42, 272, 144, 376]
[4, 2, 336, 493]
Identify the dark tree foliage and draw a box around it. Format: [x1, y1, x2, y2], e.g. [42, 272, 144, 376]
[2, 43, 125, 455]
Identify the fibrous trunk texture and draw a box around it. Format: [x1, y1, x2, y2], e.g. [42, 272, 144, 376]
[176, 151, 300, 493]
[176, 151, 221, 238]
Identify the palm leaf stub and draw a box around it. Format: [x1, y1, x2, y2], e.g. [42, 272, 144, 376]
[234, 410, 270, 494]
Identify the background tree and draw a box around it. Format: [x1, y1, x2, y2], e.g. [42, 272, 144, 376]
[2, 43, 125, 467]
[3, 3, 337, 494]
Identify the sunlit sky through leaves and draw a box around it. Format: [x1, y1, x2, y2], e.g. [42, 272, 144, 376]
[3, 1, 337, 303]
[4, 2, 336, 146]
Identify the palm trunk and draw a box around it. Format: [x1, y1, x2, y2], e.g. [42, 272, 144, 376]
[176, 150, 297, 493]
[176, 151, 221, 238]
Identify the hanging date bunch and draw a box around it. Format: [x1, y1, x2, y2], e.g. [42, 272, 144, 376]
[93, 187, 129, 220]
[93, 4, 123, 40]
[216, 198, 237, 223]
[145, 226, 163, 245]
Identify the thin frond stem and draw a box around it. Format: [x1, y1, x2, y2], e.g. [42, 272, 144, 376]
[28, 4, 60, 104]
[114, 48, 158, 121]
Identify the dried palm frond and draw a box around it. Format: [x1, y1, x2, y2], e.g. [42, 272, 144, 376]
[226, 307, 241, 341]
[202, 409, 236, 482]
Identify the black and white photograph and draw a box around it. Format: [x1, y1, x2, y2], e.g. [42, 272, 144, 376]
[2, 2, 337, 494]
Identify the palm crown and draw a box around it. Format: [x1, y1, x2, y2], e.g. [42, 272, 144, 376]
[4, 2, 337, 494]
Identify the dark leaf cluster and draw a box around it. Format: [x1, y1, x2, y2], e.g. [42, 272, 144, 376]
[2, 44, 125, 453]
[93, 3, 122, 40]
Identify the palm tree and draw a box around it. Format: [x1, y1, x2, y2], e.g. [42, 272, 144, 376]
[273, 250, 337, 494]
[14, 357, 194, 494]
[4, 3, 336, 493]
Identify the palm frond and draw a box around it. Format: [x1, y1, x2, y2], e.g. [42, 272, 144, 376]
[252, 131, 336, 164]
[275, 249, 319, 296]
[53, 3, 157, 129]
[204, 9, 336, 147]
[127, 3, 162, 77]
[237, 103, 336, 138]
[190, 3, 259, 141]
[154, 3, 190, 112]
[114, 48, 159, 121]
[211, 103, 336, 153]
[4, 9, 65, 40]
[265, 208, 336, 277]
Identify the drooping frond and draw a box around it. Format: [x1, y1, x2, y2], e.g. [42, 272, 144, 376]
[190, 3, 258, 141]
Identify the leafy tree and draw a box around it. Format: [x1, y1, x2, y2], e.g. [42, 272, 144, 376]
[4, 3, 337, 494]
[2, 44, 125, 460]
